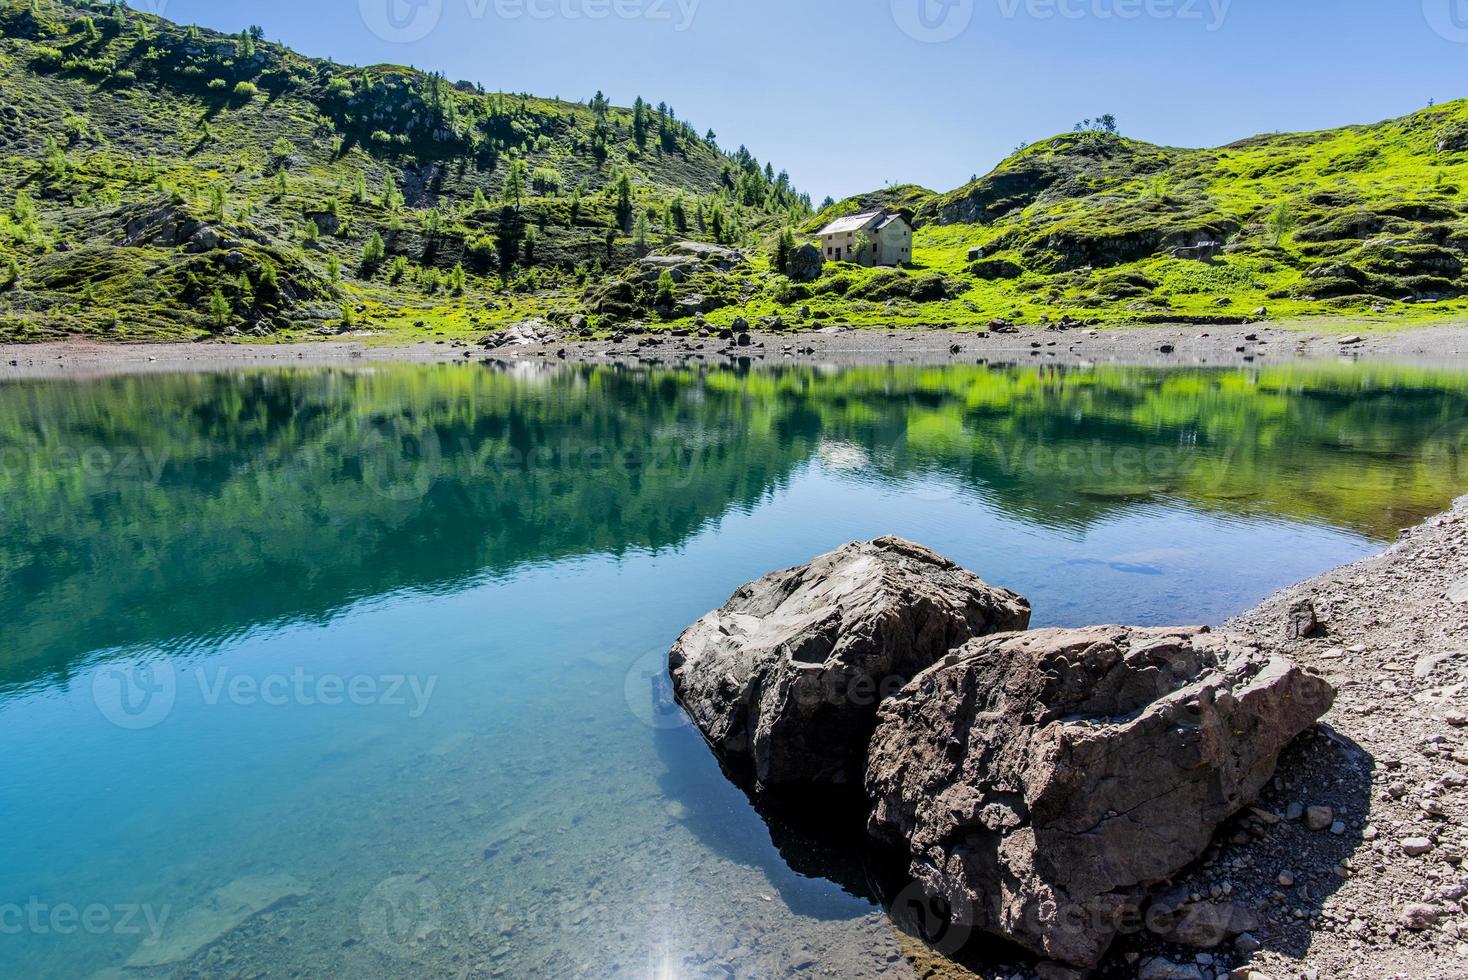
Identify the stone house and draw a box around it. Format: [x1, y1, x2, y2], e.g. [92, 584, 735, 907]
[816, 211, 912, 267]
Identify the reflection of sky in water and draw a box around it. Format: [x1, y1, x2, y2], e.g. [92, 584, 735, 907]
[0, 361, 1462, 977]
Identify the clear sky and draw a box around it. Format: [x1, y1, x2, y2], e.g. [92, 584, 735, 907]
[134, 0, 1467, 202]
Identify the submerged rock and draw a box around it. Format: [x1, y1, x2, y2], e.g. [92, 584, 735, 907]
[668, 537, 1030, 790]
[865, 625, 1335, 968]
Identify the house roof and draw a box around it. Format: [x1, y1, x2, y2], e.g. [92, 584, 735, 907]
[817, 211, 885, 236]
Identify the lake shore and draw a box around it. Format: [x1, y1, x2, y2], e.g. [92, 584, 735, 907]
[4, 319, 1467, 979]
[1193, 494, 1468, 980]
[6, 321, 1468, 379]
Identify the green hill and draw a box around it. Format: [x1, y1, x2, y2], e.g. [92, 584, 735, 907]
[802, 108, 1468, 328]
[0, 0, 1465, 341]
[0, 0, 809, 340]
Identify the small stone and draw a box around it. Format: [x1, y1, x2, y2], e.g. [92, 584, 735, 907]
[1402, 837, 1436, 856]
[1277, 871, 1295, 888]
[1138, 957, 1203, 980]
[1233, 932, 1262, 955]
[1306, 806, 1334, 831]
[1284, 802, 1304, 821]
[1330, 820, 1346, 835]
[1401, 903, 1441, 930]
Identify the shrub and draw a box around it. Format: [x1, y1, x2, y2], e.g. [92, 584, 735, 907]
[467, 235, 497, 269]
[1158, 260, 1259, 295]
[360, 232, 386, 267]
[207, 78, 228, 91]
[387, 255, 409, 283]
[448, 262, 467, 294]
[771, 281, 811, 304]
[813, 274, 854, 296]
[848, 270, 957, 303]
[256, 261, 279, 295]
[208, 288, 231, 328]
[233, 81, 259, 98]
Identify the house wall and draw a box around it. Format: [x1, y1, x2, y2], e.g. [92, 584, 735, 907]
[816, 227, 869, 262]
[818, 216, 912, 267]
[874, 221, 912, 266]
[819, 229, 864, 263]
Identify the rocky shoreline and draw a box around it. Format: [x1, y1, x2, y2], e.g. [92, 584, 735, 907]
[667, 495, 1468, 980]
[6, 321, 1468, 380]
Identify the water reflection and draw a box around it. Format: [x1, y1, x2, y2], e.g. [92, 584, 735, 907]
[3, 360, 1467, 695]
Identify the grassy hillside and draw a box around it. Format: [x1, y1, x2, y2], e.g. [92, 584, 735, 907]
[0, 0, 808, 341]
[0, 0, 1464, 342]
[796, 107, 1468, 330]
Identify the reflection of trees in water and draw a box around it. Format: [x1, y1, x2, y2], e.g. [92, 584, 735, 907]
[3, 360, 1467, 693]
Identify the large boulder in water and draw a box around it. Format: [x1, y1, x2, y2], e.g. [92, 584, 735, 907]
[865, 625, 1335, 968]
[668, 537, 1031, 791]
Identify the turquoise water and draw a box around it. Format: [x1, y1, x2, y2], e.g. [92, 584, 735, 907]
[2, 360, 1467, 978]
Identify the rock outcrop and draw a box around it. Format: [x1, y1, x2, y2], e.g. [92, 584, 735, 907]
[865, 626, 1336, 968]
[668, 537, 1031, 790]
[786, 243, 825, 283]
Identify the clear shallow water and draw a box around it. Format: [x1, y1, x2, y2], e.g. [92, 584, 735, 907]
[2, 360, 1468, 978]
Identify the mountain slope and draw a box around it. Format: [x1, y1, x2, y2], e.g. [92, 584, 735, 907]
[805, 105, 1468, 327]
[0, 0, 808, 340]
[0, 0, 1465, 341]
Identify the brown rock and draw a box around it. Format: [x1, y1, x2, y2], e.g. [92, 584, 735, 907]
[669, 537, 1030, 789]
[865, 626, 1335, 967]
[1400, 903, 1441, 930]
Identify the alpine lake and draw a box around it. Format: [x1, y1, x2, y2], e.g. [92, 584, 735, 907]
[3, 357, 1468, 978]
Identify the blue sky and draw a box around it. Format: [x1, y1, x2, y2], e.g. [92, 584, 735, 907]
[138, 0, 1467, 201]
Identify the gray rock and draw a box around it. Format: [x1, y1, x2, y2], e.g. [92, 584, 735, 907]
[1400, 903, 1441, 930]
[669, 537, 1030, 790]
[865, 626, 1335, 967]
[1163, 902, 1260, 948]
[786, 243, 825, 283]
[1285, 598, 1322, 640]
[1138, 957, 1203, 980]
[1448, 575, 1468, 605]
[1306, 805, 1334, 831]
